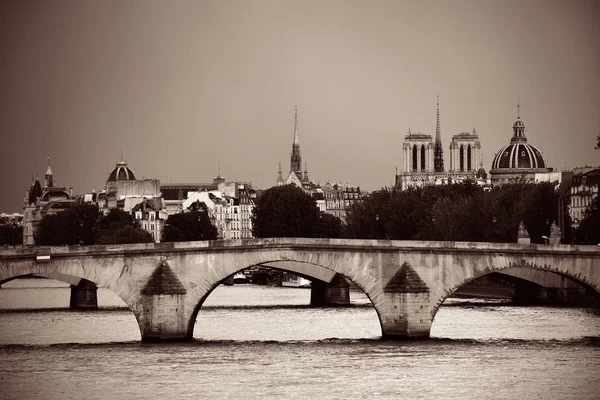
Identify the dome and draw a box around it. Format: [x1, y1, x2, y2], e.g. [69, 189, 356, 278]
[107, 160, 136, 182]
[491, 113, 546, 171]
[491, 143, 546, 169]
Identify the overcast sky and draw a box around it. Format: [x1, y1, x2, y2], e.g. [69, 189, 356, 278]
[1, 0, 599, 212]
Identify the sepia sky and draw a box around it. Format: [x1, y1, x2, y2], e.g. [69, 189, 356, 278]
[1, 0, 599, 212]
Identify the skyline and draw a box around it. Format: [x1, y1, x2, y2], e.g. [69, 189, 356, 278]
[1, 0, 600, 212]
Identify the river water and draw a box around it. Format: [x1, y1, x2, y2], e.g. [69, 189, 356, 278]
[0, 278, 599, 399]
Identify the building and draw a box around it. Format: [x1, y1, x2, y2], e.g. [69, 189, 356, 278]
[97, 159, 162, 214]
[277, 106, 314, 190]
[489, 103, 552, 185]
[22, 160, 75, 245]
[275, 106, 364, 221]
[174, 180, 257, 240]
[95, 158, 166, 241]
[161, 181, 219, 215]
[132, 199, 167, 242]
[321, 182, 362, 221]
[568, 167, 600, 229]
[395, 95, 486, 190]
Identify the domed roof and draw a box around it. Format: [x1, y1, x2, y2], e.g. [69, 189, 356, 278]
[107, 160, 136, 182]
[491, 142, 546, 169]
[491, 111, 547, 171]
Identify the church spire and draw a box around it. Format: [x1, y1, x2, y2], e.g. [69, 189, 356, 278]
[293, 105, 299, 145]
[434, 93, 444, 172]
[290, 105, 302, 176]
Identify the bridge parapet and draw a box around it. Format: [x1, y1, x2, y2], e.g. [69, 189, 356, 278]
[1, 239, 599, 342]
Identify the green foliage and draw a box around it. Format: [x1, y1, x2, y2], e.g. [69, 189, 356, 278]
[0, 224, 23, 246]
[344, 182, 559, 243]
[94, 209, 153, 244]
[252, 185, 320, 238]
[162, 210, 217, 242]
[35, 203, 101, 246]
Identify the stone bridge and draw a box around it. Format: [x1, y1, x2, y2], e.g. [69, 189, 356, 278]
[1, 238, 599, 342]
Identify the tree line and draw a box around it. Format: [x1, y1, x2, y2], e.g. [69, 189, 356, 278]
[252, 182, 598, 245]
[26, 177, 600, 246]
[33, 204, 217, 246]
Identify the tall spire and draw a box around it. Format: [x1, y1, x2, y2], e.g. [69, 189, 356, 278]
[290, 105, 302, 175]
[293, 105, 299, 145]
[517, 94, 520, 119]
[434, 93, 444, 172]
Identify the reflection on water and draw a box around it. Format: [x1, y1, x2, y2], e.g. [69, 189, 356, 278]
[0, 278, 599, 399]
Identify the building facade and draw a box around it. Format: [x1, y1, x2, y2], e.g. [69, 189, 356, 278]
[22, 160, 75, 245]
[395, 96, 486, 190]
[568, 168, 599, 229]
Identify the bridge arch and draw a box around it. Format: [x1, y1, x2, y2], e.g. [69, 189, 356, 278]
[429, 259, 600, 325]
[0, 260, 146, 337]
[186, 257, 384, 339]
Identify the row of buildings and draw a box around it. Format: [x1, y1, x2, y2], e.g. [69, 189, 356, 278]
[21, 158, 258, 245]
[394, 98, 560, 189]
[12, 101, 599, 245]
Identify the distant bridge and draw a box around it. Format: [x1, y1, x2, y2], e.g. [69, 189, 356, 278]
[1, 238, 599, 341]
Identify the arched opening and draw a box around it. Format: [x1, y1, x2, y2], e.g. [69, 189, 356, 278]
[188, 261, 382, 341]
[0, 273, 140, 345]
[420, 145, 426, 171]
[430, 269, 600, 341]
[467, 145, 472, 171]
[459, 145, 464, 172]
[412, 145, 418, 171]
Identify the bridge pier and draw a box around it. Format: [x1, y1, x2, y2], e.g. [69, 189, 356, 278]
[310, 274, 350, 306]
[139, 262, 190, 342]
[69, 279, 98, 309]
[379, 292, 432, 339]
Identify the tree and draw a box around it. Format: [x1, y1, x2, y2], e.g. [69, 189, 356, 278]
[94, 209, 153, 244]
[316, 212, 343, 238]
[518, 182, 558, 243]
[35, 204, 101, 246]
[344, 188, 392, 239]
[0, 224, 23, 246]
[595, 134, 600, 150]
[162, 210, 217, 242]
[574, 194, 600, 244]
[251, 185, 320, 238]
